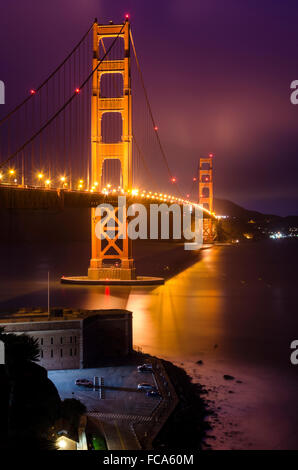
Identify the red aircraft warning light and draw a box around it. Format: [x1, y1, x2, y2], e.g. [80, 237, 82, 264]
[125, 14, 130, 20]
[30, 89, 36, 95]
[154, 125, 158, 131]
[209, 153, 214, 158]
[171, 177, 177, 183]
[192, 177, 197, 182]
[75, 88, 80, 94]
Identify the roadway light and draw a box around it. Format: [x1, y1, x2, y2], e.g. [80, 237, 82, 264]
[45, 179, 51, 186]
[60, 176, 66, 183]
[9, 169, 15, 176]
[0, 173, 3, 180]
[37, 173, 44, 180]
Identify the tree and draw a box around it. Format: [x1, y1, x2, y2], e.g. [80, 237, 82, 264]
[0, 328, 61, 450]
[2, 333, 40, 365]
[215, 220, 228, 242]
[61, 398, 87, 429]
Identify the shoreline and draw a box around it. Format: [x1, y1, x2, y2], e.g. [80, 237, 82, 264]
[152, 358, 210, 449]
[131, 352, 211, 450]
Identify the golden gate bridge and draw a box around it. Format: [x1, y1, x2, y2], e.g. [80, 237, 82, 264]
[0, 17, 216, 284]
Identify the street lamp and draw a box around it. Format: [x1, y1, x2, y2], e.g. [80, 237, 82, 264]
[8, 169, 16, 185]
[60, 176, 67, 188]
[37, 173, 44, 186]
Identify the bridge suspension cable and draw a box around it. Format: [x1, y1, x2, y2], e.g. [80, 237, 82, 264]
[0, 22, 94, 127]
[0, 19, 200, 207]
[93, 36, 155, 191]
[0, 23, 125, 170]
[130, 30, 183, 197]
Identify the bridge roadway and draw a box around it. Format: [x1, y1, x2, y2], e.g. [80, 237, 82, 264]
[0, 185, 214, 218]
[0, 185, 119, 209]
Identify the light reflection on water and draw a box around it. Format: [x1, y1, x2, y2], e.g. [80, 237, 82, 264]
[1, 240, 298, 370]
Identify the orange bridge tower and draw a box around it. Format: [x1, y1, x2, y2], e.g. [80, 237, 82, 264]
[88, 19, 135, 280]
[199, 154, 215, 243]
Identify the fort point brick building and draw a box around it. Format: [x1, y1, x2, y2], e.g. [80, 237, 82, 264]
[0, 308, 133, 370]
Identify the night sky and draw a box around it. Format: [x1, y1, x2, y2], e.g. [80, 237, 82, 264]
[1, 0, 298, 216]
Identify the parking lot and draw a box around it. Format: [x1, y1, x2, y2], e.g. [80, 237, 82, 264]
[49, 364, 160, 416]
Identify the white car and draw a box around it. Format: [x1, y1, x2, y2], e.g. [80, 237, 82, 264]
[137, 383, 157, 391]
[137, 364, 153, 372]
[75, 379, 93, 387]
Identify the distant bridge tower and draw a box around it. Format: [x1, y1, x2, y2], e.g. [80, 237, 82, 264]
[199, 154, 215, 243]
[88, 19, 135, 280]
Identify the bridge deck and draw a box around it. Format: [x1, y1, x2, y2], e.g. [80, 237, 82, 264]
[0, 186, 214, 216]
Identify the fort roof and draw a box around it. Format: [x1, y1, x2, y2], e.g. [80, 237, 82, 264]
[0, 307, 132, 325]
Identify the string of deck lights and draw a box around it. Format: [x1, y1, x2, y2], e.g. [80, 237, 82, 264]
[0, 168, 215, 217]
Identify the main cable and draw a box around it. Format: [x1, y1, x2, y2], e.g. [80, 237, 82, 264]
[0, 22, 94, 127]
[130, 30, 183, 197]
[0, 22, 125, 170]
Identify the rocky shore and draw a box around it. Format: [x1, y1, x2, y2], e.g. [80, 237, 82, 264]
[153, 358, 210, 449]
[131, 352, 210, 450]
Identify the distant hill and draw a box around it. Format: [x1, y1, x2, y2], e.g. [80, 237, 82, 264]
[214, 198, 276, 220]
[214, 198, 298, 229]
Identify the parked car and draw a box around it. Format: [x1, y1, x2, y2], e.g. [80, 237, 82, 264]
[75, 378, 93, 387]
[146, 390, 161, 398]
[137, 363, 153, 372]
[137, 383, 157, 391]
